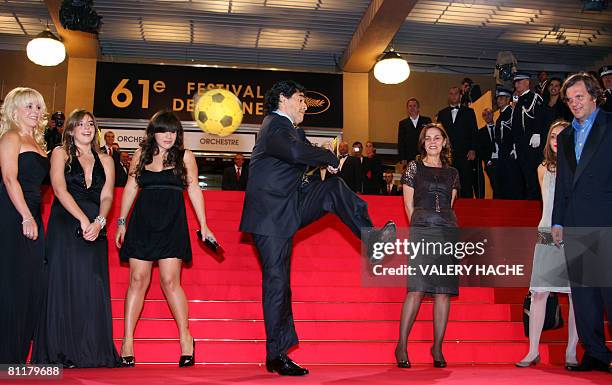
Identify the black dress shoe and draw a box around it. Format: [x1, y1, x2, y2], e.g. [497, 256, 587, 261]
[266, 355, 309, 376]
[366, 221, 397, 264]
[178, 338, 196, 367]
[565, 353, 609, 372]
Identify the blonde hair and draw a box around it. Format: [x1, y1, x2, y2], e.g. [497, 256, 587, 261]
[61, 109, 101, 170]
[0, 87, 47, 148]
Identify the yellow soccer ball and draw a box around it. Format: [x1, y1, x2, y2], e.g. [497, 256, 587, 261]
[193, 89, 244, 137]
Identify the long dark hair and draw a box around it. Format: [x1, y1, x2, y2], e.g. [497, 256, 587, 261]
[416, 123, 453, 166]
[62, 109, 101, 171]
[134, 111, 187, 186]
[543, 119, 568, 173]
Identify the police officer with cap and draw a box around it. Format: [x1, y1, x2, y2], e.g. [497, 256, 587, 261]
[599, 65, 612, 112]
[510, 71, 545, 200]
[494, 87, 523, 199]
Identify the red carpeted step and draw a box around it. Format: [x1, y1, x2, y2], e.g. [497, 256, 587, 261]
[110, 339, 567, 365]
[109, 300, 511, 321]
[111, 319, 561, 342]
[108, 284, 494, 303]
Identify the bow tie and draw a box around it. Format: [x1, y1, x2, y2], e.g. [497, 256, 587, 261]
[339, 154, 348, 159]
[450, 106, 459, 111]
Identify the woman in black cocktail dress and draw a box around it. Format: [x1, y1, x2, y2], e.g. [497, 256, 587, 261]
[395, 123, 460, 369]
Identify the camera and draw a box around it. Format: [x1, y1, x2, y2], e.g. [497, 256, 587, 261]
[51, 111, 65, 128]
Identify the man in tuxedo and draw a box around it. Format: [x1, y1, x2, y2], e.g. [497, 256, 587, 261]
[476, 108, 496, 198]
[221, 153, 248, 190]
[552, 73, 612, 373]
[599, 65, 612, 113]
[493, 88, 523, 199]
[511, 72, 546, 200]
[397, 98, 432, 167]
[115, 151, 130, 187]
[337, 141, 362, 193]
[437, 86, 478, 198]
[381, 172, 400, 196]
[239, 81, 395, 376]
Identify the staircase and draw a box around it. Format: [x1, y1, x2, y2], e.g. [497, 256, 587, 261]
[40, 190, 609, 365]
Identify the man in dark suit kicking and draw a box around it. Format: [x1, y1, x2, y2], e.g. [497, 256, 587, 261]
[552, 73, 612, 373]
[437, 86, 478, 198]
[221, 153, 248, 191]
[239, 81, 395, 376]
[397, 98, 431, 168]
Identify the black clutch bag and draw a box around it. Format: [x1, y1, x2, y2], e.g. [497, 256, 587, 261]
[196, 230, 223, 255]
[75, 226, 107, 241]
[522, 292, 564, 337]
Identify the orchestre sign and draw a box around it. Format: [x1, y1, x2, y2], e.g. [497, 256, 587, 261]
[101, 128, 256, 153]
[93, 62, 343, 129]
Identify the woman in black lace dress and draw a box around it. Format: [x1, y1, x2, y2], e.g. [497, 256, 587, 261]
[395, 123, 460, 369]
[0, 87, 49, 363]
[115, 111, 216, 367]
[33, 110, 119, 367]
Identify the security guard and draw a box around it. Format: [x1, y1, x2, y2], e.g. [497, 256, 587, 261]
[511, 72, 545, 200]
[599, 65, 612, 113]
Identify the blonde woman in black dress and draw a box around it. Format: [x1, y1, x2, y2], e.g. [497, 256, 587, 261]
[395, 123, 460, 368]
[0, 87, 49, 363]
[115, 111, 216, 367]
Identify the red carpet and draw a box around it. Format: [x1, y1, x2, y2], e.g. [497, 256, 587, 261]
[38, 365, 612, 385]
[38, 189, 609, 369]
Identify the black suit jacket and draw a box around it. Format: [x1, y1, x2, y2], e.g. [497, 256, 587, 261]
[115, 163, 129, 187]
[397, 115, 432, 162]
[552, 110, 612, 227]
[477, 124, 495, 163]
[437, 106, 477, 157]
[381, 184, 400, 196]
[338, 155, 362, 193]
[496, 106, 515, 160]
[239, 114, 338, 237]
[222, 165, 248, 191]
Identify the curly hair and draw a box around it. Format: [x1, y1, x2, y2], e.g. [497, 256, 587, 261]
[263, 80, 305, 113]
[415, 123, 453, 166]
[0, 87, 47, 148]
[134, 111, 187, 186]
[542, 119, 569, 173]
[61, 109, 101, 171]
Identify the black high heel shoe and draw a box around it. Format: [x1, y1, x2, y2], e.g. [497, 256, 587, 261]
[395, 346, 411, 368]
[178, 338, 196, 367]
[120, 356, 135, 368]
[120, 338, 135, 368]
[431, 347, 447, 368]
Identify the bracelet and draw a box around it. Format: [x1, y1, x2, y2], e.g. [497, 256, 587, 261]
[21, 216, 34, 224]
[94, 216, 106, 229]
[117, 217, 126, 226]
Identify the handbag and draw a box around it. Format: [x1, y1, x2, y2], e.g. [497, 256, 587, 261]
[523, 291, 563, 337]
